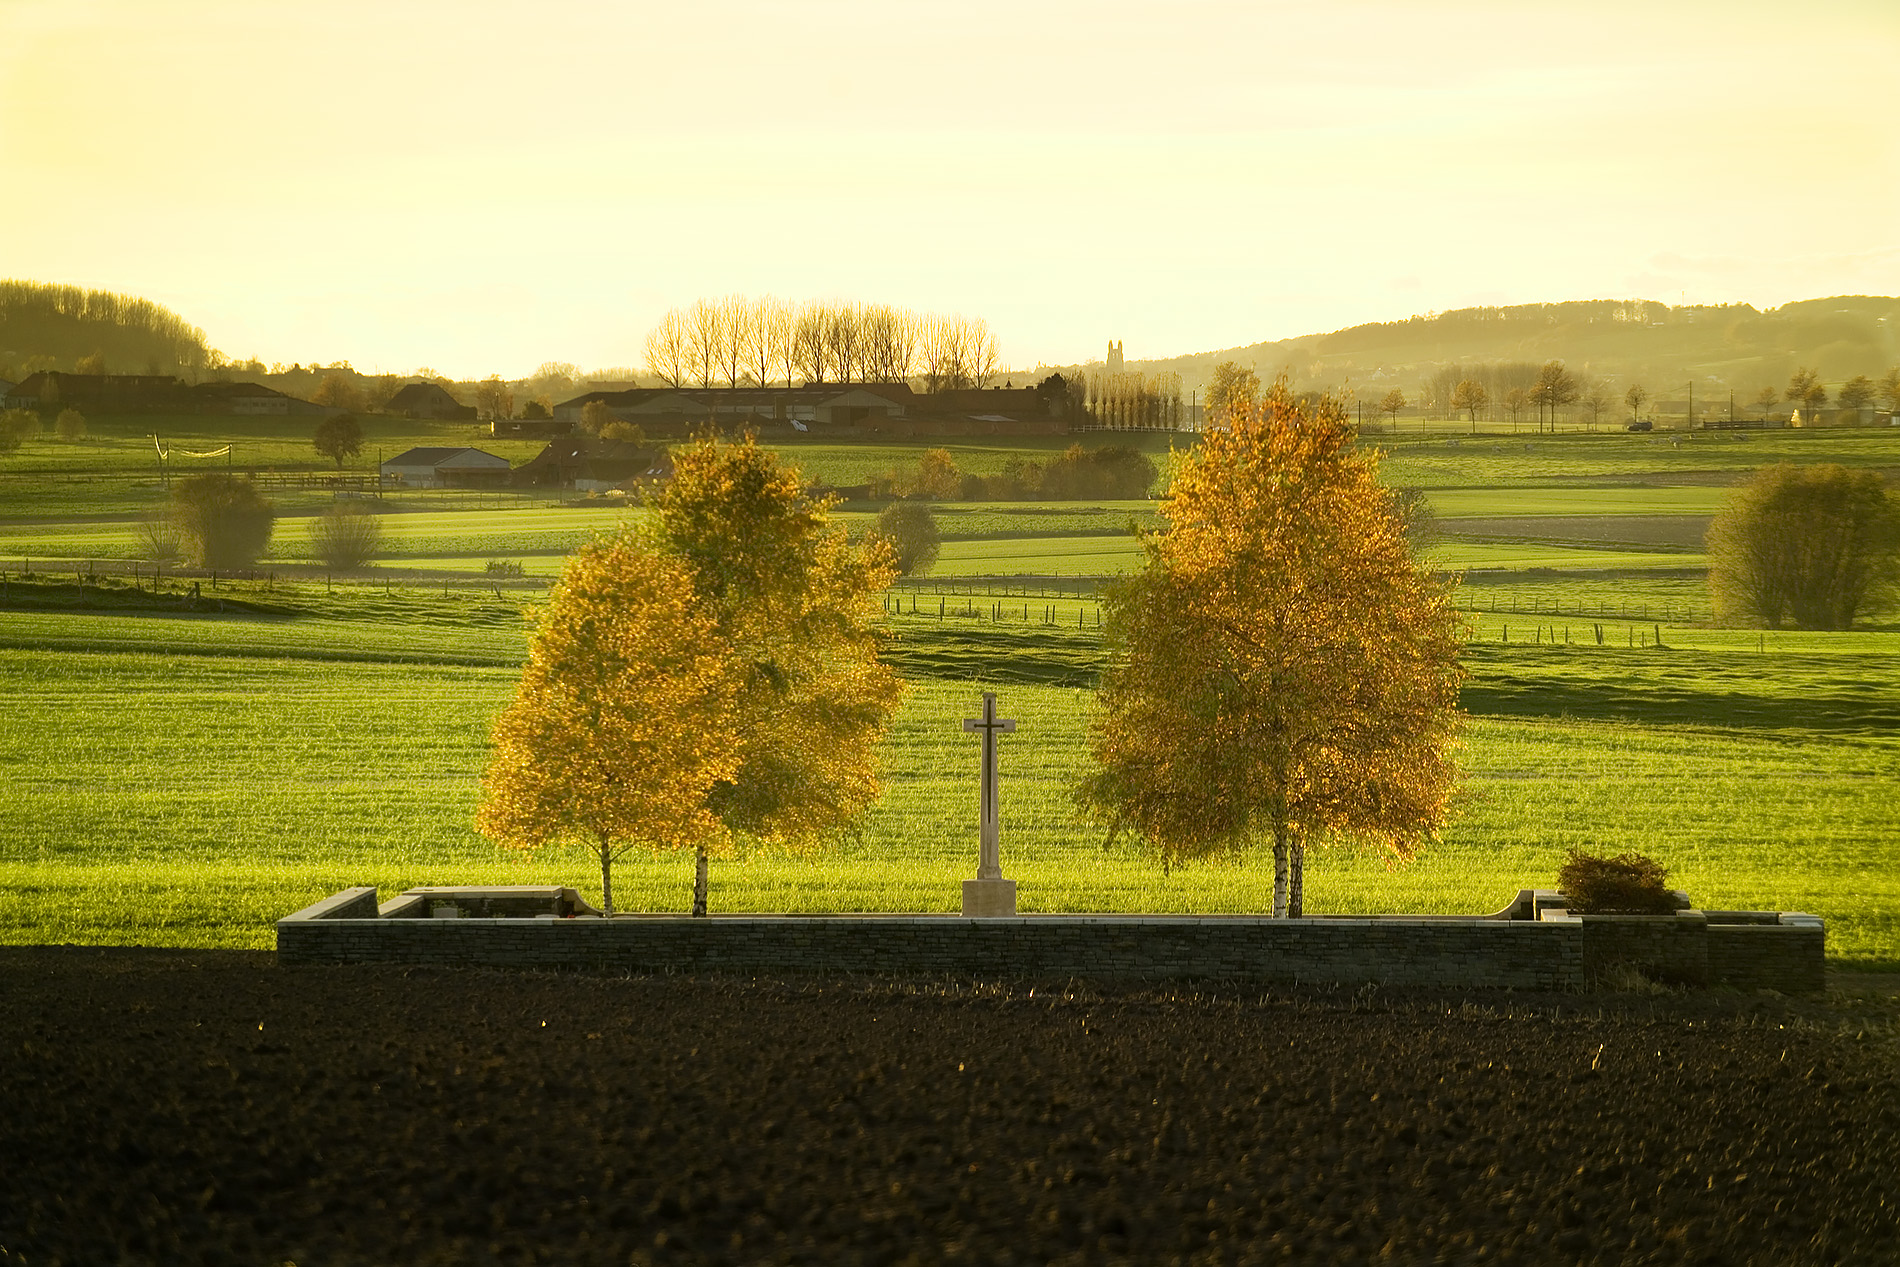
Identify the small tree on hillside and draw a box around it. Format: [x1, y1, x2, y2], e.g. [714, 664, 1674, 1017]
[1785, 367, 1828, 418]
[915, 448, 961, 499]
[312, 372, 363, 413]
[478, 538, 742, 913]
[1379, 388, 1406, 431]
[172, 473, 275, 569]
[309, 502, 383, 570]
[1837, 375, 1875, 413]
[1204, 362, 1261, 427]
[1081, 379, 1465, 917]
[312, 413, 363, 468]
[1451, 379, 1486, 431]
[873, 500, 941, 576]
[1706, 463, 1898, 630]
[474, 375, 515, 421]
[579, 400, 615, 437]
[1753, 385, 1779, 422]
[54, 409, 87, 441]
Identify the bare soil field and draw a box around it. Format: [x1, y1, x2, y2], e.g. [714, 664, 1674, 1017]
[3, 948, 1897, 1266]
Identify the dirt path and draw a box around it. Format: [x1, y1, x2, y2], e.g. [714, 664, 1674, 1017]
[3, 947, 1896, 1266]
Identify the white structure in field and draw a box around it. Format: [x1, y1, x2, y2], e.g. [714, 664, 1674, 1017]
[960, 691, 1018, 917]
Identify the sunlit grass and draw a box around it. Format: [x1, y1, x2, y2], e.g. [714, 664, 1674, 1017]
[1, 637, 1893, 965]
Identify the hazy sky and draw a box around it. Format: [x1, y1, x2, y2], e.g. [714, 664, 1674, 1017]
[2, 0, 1895, 378]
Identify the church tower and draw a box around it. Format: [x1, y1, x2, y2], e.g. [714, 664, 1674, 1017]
[1106, 340, 1124, 375]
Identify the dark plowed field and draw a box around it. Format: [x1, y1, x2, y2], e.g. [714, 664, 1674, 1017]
[3, 948, 1897, 1266]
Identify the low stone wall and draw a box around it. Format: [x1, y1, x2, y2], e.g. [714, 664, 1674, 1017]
[277, 888, 1827, 992]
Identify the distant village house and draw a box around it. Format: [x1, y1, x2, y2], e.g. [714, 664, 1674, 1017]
[384, 382, 477, 421]
[379, 447, 512, 488]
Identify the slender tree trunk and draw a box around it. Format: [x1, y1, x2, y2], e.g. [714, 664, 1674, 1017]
[1288, 835, 1305, 918]
[692, 845, 709, 918]
[598, 843, 614, 916]
[1272, 827, 1289, 919]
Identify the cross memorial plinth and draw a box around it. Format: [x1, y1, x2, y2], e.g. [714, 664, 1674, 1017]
[960, 690, 1018, 917]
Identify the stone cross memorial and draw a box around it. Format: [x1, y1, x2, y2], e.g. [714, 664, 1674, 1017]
[960, 690, 1018, 916]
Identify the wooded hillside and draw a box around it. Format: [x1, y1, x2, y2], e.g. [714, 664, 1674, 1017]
[0, 280, 211, 379]
[1070, 296, 1900, 403]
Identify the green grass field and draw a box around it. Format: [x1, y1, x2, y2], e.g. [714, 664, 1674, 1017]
[2, 414, 1896, 966]
[0, 586, 1894, 965]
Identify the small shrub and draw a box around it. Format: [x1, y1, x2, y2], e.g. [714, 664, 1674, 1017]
[599, 421, 645, 444]
[135, 512, 184, 563]
[1557, 849, 1676, 914]
[485, 559, 525, 577]
[871, 501, 940, 577]
[172, 472, 275, 569]
[0, 408, 39, 454]
[53, 409, 87, 441]
[309, 503, 383, 570]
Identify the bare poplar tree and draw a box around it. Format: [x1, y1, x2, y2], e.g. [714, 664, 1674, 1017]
[717, 294, 749, 388]
[645, 309, 690, 388]
[686, 299, 721, 388]
[792, 304, 827, 384]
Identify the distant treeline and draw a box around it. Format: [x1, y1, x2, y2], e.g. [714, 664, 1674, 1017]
[0, 280, 212, 380]
[869, 444, 1157, 502]
[645, 296, 1001, 392]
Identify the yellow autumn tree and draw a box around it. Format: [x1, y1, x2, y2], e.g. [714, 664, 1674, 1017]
[477, 536, 741, 913]
[649, 433, 906, 915]
[1080, 378, 1465, 917]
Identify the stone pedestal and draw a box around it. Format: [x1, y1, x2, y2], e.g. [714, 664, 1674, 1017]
[962, 878, 1017, 917]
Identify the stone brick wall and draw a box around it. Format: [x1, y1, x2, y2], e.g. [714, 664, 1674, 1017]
[275, 891, 1825, 992]
[1708, 923, 1827, 993]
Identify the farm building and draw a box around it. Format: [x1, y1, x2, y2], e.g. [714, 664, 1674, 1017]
[190, 380, 333, 416]
[546, 381, 1065, 437]
[552, 383, 916, 432]
[1, 372, 333, 416]
[380, 447, 512, 488]
[513, 438, 673, 493]
[6, 371, 190, 412]
[384, 382, 477, 421]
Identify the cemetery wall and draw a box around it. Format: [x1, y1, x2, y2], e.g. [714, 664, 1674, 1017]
[277, 891, 1827, 992]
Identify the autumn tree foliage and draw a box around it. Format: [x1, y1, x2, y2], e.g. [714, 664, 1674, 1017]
[1706, 463, 1898, 630]
[1081, 379, 1465, 917]
[477, 539, 741, 914]
[480, 436, 904, 915]
[1203, 362, 1261, 427]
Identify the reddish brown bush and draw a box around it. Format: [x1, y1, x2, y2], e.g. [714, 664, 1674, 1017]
[1558, 849, 1676, 915]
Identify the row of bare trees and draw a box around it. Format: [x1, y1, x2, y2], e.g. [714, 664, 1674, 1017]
[1085, 370, 1185, 429]
[643, 297, 1000, 392]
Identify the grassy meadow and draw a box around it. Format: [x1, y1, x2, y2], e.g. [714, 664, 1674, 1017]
[1, 414, 1896, 966]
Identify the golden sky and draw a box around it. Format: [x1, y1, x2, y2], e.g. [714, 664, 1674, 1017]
[2, 0, 1895, 377]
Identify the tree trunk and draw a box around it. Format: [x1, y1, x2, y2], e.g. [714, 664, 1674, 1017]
[599, 845, 614, 916]
[1288, 835, 1305, 918]
[692, 845, 709, 918]
[1272, 829, 1289, 919]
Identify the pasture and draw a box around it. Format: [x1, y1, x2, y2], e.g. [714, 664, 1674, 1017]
[0, 580, 1894, 965]
[1, 415, 1896, 966]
